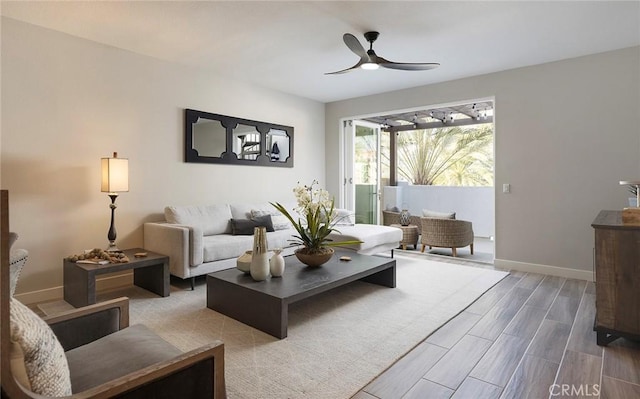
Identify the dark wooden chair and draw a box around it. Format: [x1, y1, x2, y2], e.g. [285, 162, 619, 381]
[1, 190, 226, 398]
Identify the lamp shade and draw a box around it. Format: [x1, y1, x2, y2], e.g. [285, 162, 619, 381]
[101, 152, 129, 193]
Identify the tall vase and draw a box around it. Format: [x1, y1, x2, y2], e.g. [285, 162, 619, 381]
[270, 248, 285, 277]
[250, 227, 270, 281]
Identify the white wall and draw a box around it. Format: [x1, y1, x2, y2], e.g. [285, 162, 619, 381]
[1, 18, 326, 296]
[327, 46, 640, 278]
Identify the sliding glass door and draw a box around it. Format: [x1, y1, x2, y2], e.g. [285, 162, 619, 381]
[343, 120, 381, 224]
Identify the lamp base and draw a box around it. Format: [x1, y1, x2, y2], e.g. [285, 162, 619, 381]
[622, 207, 640, 225]
[106, 242, 122, 253]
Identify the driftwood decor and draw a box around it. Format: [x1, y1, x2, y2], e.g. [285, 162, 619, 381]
[185, 108, 293, 167]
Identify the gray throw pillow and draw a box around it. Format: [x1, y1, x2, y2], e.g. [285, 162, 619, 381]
[231, 215, 274, 235]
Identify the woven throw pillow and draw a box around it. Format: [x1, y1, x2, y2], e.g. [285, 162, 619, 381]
[422, 209, 456, 219]
[9, 249, 28, 298]
[251, 209, 290, 230]
[10, 298, 72, 396]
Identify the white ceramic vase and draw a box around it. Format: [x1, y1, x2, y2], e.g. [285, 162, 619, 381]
[250, 227, 270, 281]
[269, 248, 285, 277]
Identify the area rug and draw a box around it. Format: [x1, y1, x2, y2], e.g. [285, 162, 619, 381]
[41, 254, 508, 399]
[396, 247, 495, 265]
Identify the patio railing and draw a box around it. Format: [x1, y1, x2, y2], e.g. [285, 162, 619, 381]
[382, 183, 494, 238]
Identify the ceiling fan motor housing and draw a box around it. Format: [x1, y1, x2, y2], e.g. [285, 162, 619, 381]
[364, 31, 379, 44]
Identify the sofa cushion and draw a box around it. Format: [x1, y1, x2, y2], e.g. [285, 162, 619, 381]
[202, 230, 296, 263]
[422, 209, 456, 219]
[333, 208, 355, 226]
[230, 215, 274, 235]
[10, 298, 72, 396]
[65, 324, 181, 393]
[165, 204, 232, 235]
[251, 209, 290, 230]
[232, 202, 300, 231]
[327, 224, 402, 252]
[203, 235, 254, 263]
[230, 203, 267, 220]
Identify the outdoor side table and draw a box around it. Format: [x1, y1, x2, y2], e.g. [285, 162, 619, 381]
[391, 224, 419, 250]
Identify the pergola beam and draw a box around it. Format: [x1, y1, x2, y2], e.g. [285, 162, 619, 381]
[382, 116, 493, 132]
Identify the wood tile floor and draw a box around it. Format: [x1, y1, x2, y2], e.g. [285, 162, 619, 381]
[353, 270, 640, 399]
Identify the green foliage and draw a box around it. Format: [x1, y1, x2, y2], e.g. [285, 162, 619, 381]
[270, 182, 361, 253]
[396, 125, 493, 186]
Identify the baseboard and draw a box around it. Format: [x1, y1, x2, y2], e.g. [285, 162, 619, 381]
[14, 273, 133, 305]
[494, 258, 594, 282]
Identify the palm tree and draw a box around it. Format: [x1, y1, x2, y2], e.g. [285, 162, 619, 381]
[397, 125, 493, 186]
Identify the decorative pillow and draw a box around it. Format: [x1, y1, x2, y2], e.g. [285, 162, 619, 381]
[9, 298, 72, 396]
[9, 249, 28, 297]
[422, 209, 456, 219]
[333, 208, 356, 226]
[251, 209, 290, 230]
[10, 341, 32, 390]
[231, 215, 274, 235]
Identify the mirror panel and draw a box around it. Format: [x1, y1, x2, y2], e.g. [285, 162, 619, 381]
[185, 109, 293, 167]
[233, 124, 261, 160]
[192, 118, 227, 157]
[267, 129, 290, 163]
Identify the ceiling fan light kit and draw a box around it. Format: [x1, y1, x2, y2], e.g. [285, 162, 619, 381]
[326, 31, 439, 75]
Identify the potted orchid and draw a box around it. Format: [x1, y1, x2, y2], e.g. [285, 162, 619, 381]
[271, 181, 361, 266]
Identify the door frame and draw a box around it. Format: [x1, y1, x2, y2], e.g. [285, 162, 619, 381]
[338, 97, 496, 250]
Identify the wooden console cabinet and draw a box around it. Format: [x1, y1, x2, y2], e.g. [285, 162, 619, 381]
[592, 210, 640, 345]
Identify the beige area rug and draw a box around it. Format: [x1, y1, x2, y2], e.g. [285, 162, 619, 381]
[40, 254, 508, 399]
[396, 247, 495, 266]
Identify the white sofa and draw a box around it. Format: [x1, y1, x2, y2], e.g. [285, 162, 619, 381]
[143, 202, 402, 286]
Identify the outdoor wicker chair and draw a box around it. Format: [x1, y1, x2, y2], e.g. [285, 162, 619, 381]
[420, 217, 474, 257]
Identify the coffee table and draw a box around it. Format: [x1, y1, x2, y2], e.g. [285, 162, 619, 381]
[206, 249, 396, 339]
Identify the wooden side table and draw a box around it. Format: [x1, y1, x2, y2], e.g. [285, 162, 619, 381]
[64, 248, 169, 308]
[391, 224, 420, 250]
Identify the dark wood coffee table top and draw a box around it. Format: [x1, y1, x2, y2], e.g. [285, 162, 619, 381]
[209, 249, 394, 302]
[207, 249, 396, 338]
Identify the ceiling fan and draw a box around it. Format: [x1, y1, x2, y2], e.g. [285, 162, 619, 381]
[326, 31, 440, 75]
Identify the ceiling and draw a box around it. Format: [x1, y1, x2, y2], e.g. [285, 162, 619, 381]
[2, 1, 639, 103]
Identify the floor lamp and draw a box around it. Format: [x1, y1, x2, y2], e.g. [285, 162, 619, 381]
[101, 152, 129, 252]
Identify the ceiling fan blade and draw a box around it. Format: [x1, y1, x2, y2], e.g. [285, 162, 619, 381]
[343, 33, 367, 58]
[379, 61, 440, 71]
[324, 60, 364, 75]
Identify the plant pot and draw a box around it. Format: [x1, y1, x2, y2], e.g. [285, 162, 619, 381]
[295, 247, 334, 267]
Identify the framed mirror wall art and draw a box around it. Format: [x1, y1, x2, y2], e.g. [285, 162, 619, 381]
[185, 108, 293, 167]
